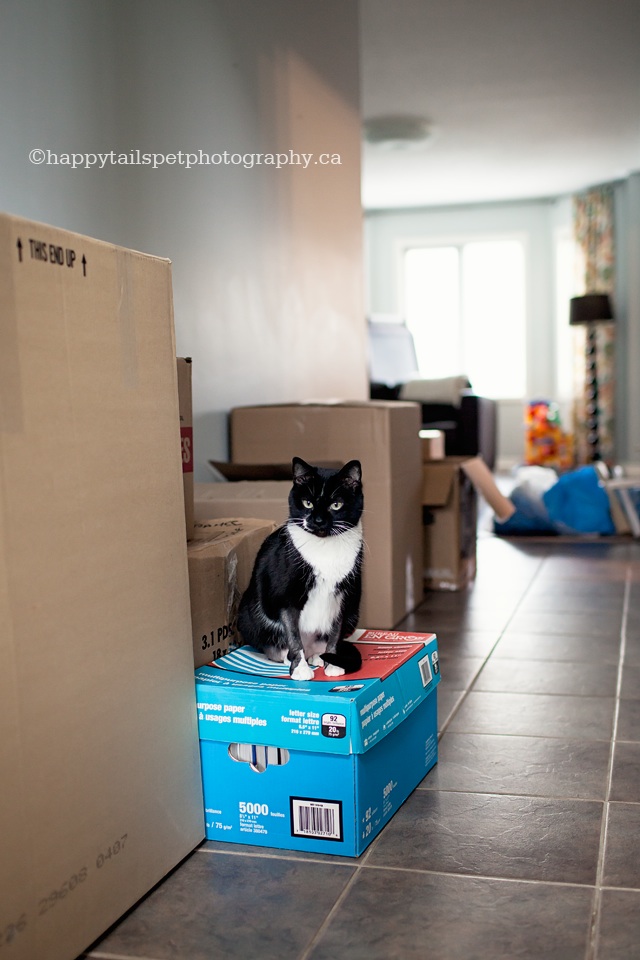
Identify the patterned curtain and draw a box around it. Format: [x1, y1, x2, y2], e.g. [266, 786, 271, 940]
[572, 185, 615, 464]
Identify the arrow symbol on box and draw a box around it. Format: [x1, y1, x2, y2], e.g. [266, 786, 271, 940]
[82, 254, 87, 276]
[17, 238, 22, 262]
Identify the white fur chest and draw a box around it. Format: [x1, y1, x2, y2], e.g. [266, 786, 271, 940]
[287, 522, 362, 639]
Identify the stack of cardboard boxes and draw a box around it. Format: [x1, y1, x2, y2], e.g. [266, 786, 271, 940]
[195, 400, 424, 628]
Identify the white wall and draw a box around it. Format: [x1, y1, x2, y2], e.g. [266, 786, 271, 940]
[0, 0, 367, 479]
[615, 173, 640, 464]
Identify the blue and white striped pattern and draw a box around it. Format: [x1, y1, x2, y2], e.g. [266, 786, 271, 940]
[214, 646, 315, 678]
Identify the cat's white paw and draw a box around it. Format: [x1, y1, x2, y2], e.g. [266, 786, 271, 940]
[291, 659, 314, 681]
[308, 654, 323, 667]
[323, 662, 345, 677]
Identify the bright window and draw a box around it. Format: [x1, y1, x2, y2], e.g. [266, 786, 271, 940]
[403, 239, 527, 398]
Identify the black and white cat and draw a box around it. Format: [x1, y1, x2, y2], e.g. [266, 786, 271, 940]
[237, 457, 364, 681]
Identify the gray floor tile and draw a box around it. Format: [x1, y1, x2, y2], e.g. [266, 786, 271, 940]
[616, 698, 640, 741]
[86, 850, 354, 959]
[623, 632, 640, 666]
[437, 687, 465, 732]
[367, 790, 603, 884]
[428, 629, 500, 659]
[515, 593, 625, 615]
[534, 554, 630, 583]
[448, 691, 616, 740]
[493, 631, 621, 664]
[624, 629, 640, 667]
[420, 732, 611, 800]
[473, 659, 618, 697]
[506, 609, 622, 638]
[526, 580, 626, 600]
[597, 889, 640, 959]
[437, 655, 485, 690]
[309, 870, 593, 960]
[619, 662, 640, 700]
[610, 741, 640, 801]
[414, 607, 514, 633]
[603, 803, 640, 889]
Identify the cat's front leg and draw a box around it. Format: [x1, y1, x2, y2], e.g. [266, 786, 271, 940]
[282, 609, 314, 681]
[321, 628, 346, 677]
[289, 650, 314, 681]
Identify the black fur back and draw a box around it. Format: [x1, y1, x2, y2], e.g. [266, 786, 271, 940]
[237, 458, 364, 680]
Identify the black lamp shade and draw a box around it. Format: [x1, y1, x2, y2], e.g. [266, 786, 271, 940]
[569, 293, 614, 325]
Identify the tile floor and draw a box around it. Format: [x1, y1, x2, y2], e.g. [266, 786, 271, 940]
[82, 533, 640, 960]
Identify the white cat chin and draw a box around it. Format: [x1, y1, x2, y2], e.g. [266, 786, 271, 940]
[323, 662, 345, 677]
[291, 660, 314, 681]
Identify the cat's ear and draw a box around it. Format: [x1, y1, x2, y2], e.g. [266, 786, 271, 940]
[340, 460, 362, 487]
[292, 457, 314, 484]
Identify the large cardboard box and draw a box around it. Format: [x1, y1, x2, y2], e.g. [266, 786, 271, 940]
[177, 357, 194, 538]
[230, 402, 423, 628]
[0, 214, 204, 960]
[194, 480, 290, 524]
[422, 457, 478, 590]
[189, 517, 278, 667]
[196, 630, 440, 856]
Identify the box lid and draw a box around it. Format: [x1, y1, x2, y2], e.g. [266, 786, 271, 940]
[232, 400, 420, 413]
[195, 629, 439, 756]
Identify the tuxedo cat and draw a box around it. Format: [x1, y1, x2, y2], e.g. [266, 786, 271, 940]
[237, 457, 364, 680]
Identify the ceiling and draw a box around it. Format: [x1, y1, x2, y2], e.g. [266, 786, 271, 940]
[359, 0, 640, 209]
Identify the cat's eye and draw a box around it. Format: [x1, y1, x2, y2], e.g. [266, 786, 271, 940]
[302, 499, 313, 509]
[329, 500, 343, 511]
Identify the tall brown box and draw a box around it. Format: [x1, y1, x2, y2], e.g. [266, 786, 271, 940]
[0, 214, 204, 960]
[422, 457, 478, 590]
[177, 357, 194, 538]
[230, 401, 423, 628]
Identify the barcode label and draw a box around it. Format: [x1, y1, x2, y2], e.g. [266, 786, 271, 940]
[290, 797, 343, 842]
[418, 654, 433, 687]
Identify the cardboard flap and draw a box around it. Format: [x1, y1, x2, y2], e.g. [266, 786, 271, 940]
[422, 464, 456, 506]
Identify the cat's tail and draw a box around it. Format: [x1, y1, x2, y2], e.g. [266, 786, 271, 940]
[322, 639, 362, 674]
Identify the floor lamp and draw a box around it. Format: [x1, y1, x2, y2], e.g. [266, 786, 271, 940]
[569, 293, 614, 462]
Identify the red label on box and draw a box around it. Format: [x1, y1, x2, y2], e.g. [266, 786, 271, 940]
[181, 427, 193, 473]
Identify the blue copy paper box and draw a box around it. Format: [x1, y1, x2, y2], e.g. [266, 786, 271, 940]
[195, 629, 440, 856]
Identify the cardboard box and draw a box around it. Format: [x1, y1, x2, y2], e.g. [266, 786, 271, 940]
[0, 214, 204, 960]
[422, 457, 478, 590]
[194, 480, 290, 525]
[229, 401, 424, 628]
[195, 630, 440, 856]
[419, 428, 445, 461]
[177, 357, 194, 538]
[189, 518, 278, 667]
